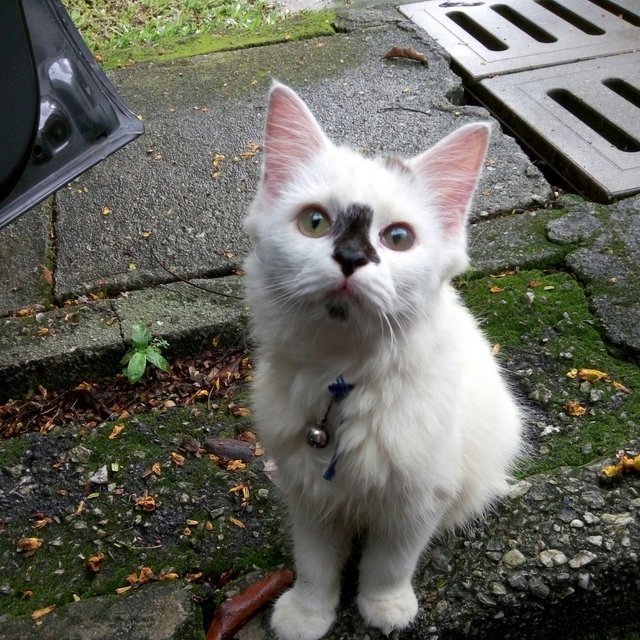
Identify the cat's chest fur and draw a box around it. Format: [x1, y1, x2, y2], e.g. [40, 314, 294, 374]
[250, 292, 473, 518]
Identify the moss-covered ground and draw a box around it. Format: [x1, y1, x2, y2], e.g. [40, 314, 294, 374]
[459, 269, 640, 476]
[85, 10, 337, 70]
[0, 392, 288, 619]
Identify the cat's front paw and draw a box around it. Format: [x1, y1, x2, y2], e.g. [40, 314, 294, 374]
[271, 588, 336, 640]
[357, 585, 418, 635]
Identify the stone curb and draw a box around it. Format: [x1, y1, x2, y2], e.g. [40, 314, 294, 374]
[0, 277, 247, 401]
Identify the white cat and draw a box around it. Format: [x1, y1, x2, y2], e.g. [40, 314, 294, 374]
[243, 81, 523, 640]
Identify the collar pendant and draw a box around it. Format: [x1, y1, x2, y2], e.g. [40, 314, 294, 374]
[304, 375, 354, 450]
[306, 417, 329, 448]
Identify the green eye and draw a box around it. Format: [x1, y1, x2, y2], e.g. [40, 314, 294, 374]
[297, 207, 332, 238]
[381, 224, 415, 251]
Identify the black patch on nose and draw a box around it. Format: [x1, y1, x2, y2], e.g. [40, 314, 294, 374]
[332, 204, 380, 277]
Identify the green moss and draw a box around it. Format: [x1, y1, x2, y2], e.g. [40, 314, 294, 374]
[0, 399, 287, 618]
[98, 11, 337, 70]
[0, 435, 32, 467]
[459, 270, 640, 476]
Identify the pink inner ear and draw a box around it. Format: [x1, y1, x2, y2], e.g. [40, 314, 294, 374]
[263, 83, 328, 200]
[412, 123, 491, 235]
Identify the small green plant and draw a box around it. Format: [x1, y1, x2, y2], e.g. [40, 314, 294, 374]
[121, 323, 169, 383]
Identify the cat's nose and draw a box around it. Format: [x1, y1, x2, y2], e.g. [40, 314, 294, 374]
[332, 248, 369, 277]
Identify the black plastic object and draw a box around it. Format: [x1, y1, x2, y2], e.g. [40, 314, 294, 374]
[0, 0, 144, 229]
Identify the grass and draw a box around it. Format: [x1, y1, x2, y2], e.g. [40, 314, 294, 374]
[61, 0, 338, 69]
[63, 0, 283, 50]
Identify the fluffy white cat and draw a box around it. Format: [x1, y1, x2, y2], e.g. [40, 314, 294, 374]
[243, 81, 523, 640]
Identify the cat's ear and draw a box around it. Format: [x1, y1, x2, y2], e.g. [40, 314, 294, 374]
[261, 81, 329, 200]
[410, 123, 491, 235]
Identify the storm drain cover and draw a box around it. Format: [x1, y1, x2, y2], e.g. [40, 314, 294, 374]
[400, 0, 640, 201]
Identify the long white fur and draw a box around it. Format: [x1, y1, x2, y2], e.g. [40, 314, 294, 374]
[243, 81, 523, 640]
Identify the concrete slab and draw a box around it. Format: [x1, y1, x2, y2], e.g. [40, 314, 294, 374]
[53, 9, 551, 299]
[0, 277, 246, 400]
[112, 276, 248, 354]
[0, 582, 203, 640]
[0, 300, 121, 399]
[0, 202, 51, 316]
[547, 194, 640, 353]
[468, 209, 568, 275]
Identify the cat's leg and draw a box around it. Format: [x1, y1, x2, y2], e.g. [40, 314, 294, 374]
[357, 519, 435, 634]
[271, 511, 350, 640]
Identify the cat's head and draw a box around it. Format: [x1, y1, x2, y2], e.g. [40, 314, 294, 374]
[244, 81, 490, 336]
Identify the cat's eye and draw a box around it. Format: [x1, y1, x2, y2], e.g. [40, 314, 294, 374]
[381, 224, 415, 251]
[297, 207, 332, 238]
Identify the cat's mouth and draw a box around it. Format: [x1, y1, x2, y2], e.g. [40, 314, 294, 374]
[325, 284, 359, 322]
[325, 298, 350, 322]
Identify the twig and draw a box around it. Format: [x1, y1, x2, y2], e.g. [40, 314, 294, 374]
[378, 106, 433, 116]
[146, 244, 242, 300]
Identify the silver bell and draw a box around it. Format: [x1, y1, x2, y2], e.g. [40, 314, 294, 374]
[306, 424, 329, 448]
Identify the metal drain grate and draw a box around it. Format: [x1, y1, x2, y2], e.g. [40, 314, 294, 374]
[400, 0, 640, 78]
[400, 0, 640, 201]
[477, 53, 640, 201]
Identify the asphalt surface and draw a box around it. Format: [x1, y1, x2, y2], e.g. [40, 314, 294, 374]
[1, 1, 639, 638]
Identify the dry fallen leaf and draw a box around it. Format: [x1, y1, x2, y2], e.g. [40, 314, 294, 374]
[229, 403, 251, 418]
[229, 516, 246, 529]
[171, 452, 186, 466]
[239, 142, 262, 160]
[31, 605, 56, 620]
[489, 285, 504, 294]
[135, 494, 156, 511]
[564, 400, 587, 417]
[212, 152, 225, 178]
[115, 586, 132, 595]
[17, 537, 43, 553]
[602, 452, 640, 479]
[161, 572, 179, 581]
[42, 266, 54, 287]
[139, 567, 155, 583]
[226, 459, 247, 472]
[383, 46, 428, 65]
[612, 380, 631, 393]
[108, 423, 126, 440]
[32, 516, 52, 529]
[86, 552, 105, 573]
[126, 566, 155, 586]
[577, 368, 609, 382]
[229, 481, 251, 507]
